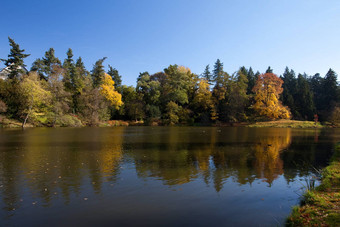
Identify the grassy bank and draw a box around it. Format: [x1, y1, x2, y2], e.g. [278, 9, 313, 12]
[248, 120, 323, 128]
[286, 143, 340, 226]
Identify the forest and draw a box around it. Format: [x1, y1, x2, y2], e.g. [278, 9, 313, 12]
[0, 37, 339, 127]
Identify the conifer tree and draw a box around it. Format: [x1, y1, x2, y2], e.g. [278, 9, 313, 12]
[91, 57, 107, 87]
[202, 65, 212, 85]
[107, 65, 122, 89]
[31, 48, 61, 79]
[1, 37, 30, 79]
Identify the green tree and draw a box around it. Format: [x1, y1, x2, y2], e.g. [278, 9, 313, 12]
[62, 48, 76, 92]
[295, 73, 315, 120]
[47, 65, 72, 126]
[227, 68, 249, 122]
[91, 57, 107, 87]
[107, 65, 122, 90]
[31, 48, 61, 80]
[1, 37, 30, 79]
[281, 67, 298, 118]
[202, 64, 213, 85]
[137, 72, 161, 121]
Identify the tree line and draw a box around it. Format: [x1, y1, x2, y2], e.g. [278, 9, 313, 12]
[0, 37, 339, 127]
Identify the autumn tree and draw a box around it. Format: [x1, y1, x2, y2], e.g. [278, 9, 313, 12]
[1, 37, 30, 79]
[99, 73, 123, 109]
[252, 73, 290, 120]
[192, 78, 214, 123]
[19, 72, 51, 127]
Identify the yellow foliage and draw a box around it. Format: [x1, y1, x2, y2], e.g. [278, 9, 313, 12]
[253, 73, 290, 120]
[100, 73, 123, 109]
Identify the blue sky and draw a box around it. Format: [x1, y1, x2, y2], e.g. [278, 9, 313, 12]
[1, 0, 339, 86]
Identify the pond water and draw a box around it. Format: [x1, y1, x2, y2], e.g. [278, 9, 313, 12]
[0, 127, 339, 226]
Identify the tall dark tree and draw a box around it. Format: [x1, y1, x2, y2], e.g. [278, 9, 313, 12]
[323, 69, 338, 110]
[31, 48, 61, 79]
[246, 67, 255, 94]
[295, 74, 315, 120]
[213, 59, 224, 86]
[265, 66, 273, 73]
[107, 65, 122, 89]
[62, 48, 76, 92]
[202, 64, 212, 85]
[91, 57, 107, 87]
[1, 37, 30, 79]
[281, 67, 298, 118]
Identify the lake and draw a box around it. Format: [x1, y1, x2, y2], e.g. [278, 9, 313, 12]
[0, 127, 339, 226]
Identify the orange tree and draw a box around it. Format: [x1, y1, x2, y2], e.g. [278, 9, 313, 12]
[252, 73, 290, 120]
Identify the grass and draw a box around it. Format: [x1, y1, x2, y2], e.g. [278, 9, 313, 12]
[248, 120, 323, 128]
[286, 143, 340, 226]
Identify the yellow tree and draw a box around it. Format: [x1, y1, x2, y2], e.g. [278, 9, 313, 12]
[192, 78, 216, 121]
[253, 73, 290, 120]
[20, 72, 51, 127]
[99, 73, 123, 109]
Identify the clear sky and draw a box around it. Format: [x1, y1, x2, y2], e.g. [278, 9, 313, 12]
[1, 0, 339, 86]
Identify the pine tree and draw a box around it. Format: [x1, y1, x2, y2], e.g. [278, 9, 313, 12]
[295, 73, 315, 120]
[246, 67, 255, 94]
[91, 57, 107, 87]
[202, 65, 212, 85]
[266, 66, 273, 73]
[213, 59, 224, 86]
[1, 37, 30, 79]
[62, 48, 75, 92]
[281, 67, 298, 118]
[31, 48, 61, 79]
[107, 65, 122, 89]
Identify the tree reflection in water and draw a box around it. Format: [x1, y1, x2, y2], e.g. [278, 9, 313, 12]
[0, 127, 335, 216]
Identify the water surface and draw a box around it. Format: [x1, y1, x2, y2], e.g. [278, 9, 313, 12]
[0, 127, 339, 226]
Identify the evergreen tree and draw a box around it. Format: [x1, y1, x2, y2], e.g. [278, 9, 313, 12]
[91, 57, 107, 87]
[107, 65, 122, 89]
[1, 37, 30, 79]
[31, 48, 61, 79]
[246, 67, 255, 94]
[266, 66, 273, 73]
[213, 59, 224, 86]
[202, 64, 212, 85]
[62, 48, 76, 92]
[295, 74, 315, 120]
[281, 67, 298, 118]
[323, 69, 338, 110]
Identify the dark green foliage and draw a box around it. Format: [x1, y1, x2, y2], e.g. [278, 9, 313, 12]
[107, 65, 122, 89]
[202, 64, 212, 85]
[31, 48, 61, 80]
[265, 66, 273, 73]
[295, 74, 315, 120]
[246, 67, 255, 94]
[91, 57, 107, 87]
[281, 67, 298, 118]
[1, 37, 30, 79]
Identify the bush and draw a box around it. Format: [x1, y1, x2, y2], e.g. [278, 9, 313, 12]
[56, 114, 83, 127]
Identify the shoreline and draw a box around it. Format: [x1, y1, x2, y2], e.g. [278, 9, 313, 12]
[0, 118, 330, 129]
[286, 143, 340, 226]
